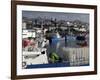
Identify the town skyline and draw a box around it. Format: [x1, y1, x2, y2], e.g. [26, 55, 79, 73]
[22, 11, 89, 23]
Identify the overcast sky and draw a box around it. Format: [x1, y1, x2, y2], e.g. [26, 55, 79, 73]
[22, 11, 89, 23]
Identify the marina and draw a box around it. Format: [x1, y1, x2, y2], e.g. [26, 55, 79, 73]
[22, 11, 89, 69]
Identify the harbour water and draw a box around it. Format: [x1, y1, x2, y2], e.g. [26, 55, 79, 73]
[46, 35, 89, 61]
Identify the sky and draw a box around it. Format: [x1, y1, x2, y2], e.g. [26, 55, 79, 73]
[22, 11, 89, 23]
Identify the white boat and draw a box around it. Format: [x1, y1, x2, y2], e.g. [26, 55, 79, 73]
[22, 48, 48, 68]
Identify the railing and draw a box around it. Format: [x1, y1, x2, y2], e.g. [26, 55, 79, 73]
[62, 47, 89, 66]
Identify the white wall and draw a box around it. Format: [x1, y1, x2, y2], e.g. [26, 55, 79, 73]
[0, 0, 100, 80]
